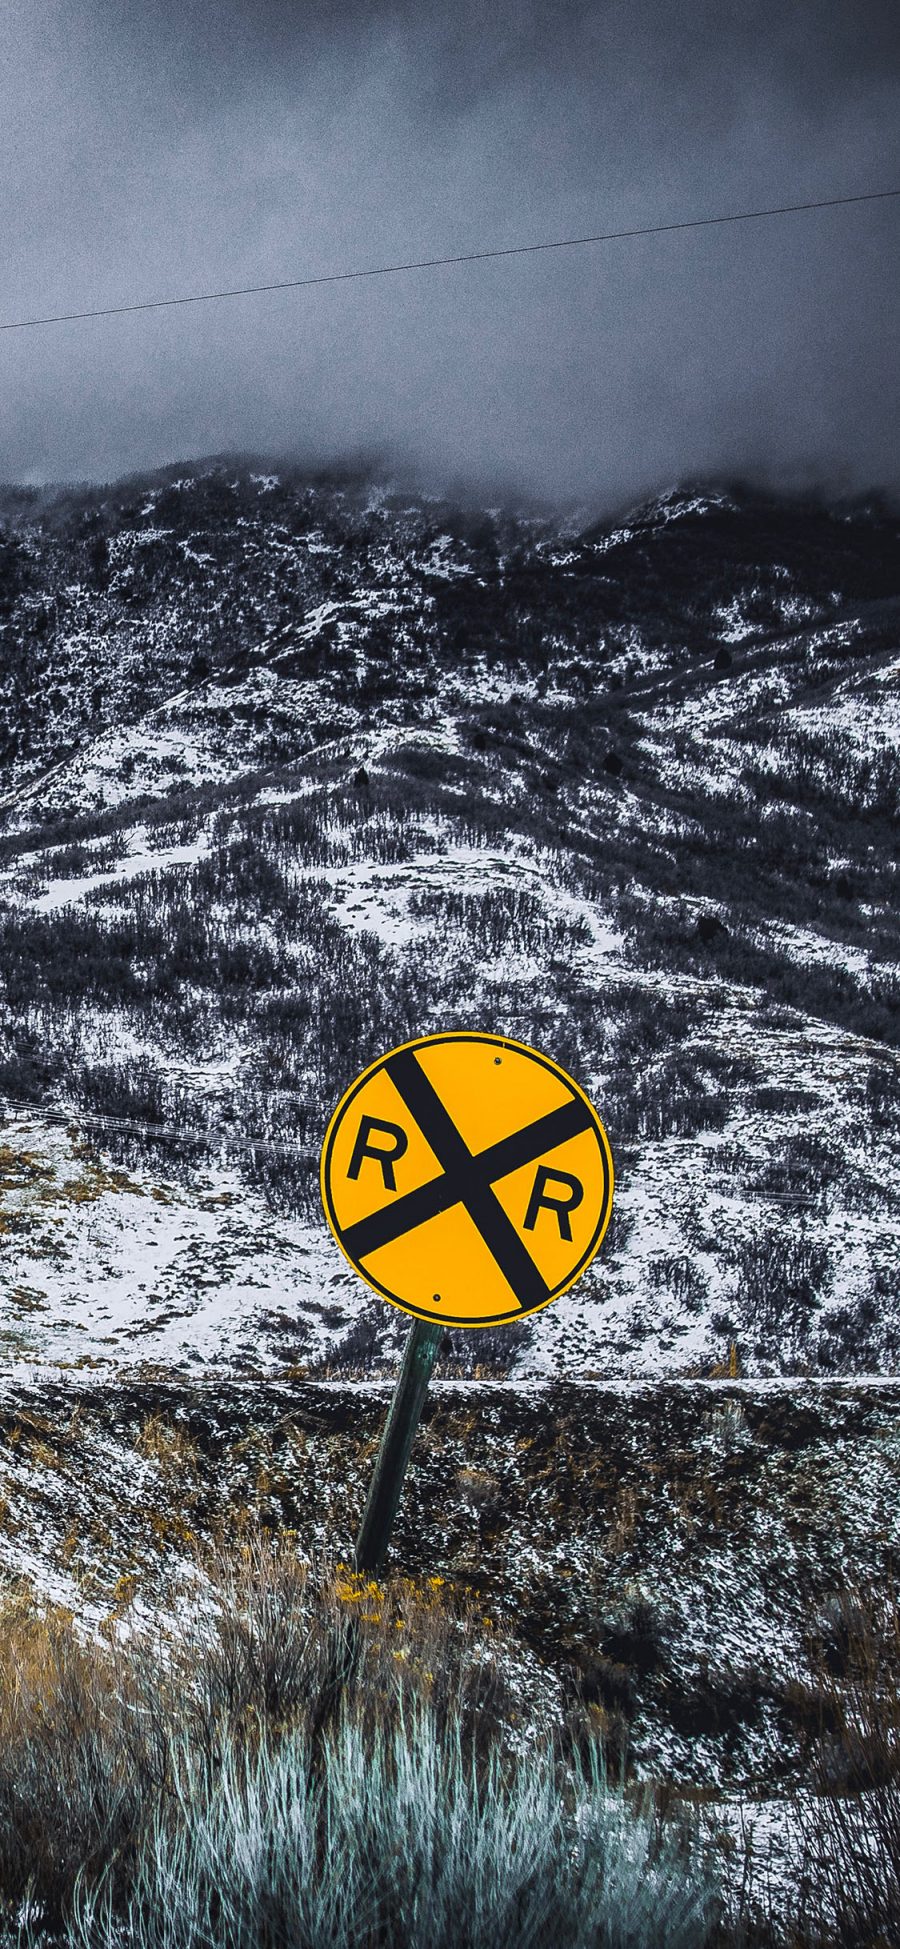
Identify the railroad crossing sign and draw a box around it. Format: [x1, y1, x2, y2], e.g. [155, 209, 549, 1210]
[320, 1031, 613, 1329]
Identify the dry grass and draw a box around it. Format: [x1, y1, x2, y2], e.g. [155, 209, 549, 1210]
[0, 1584, 149, 1924]
[0, 1539, 541, 1932]
[9, 1543, 899, 1946]
[134, 1413, 200, 1476]
[0, 1538, 716, 1947]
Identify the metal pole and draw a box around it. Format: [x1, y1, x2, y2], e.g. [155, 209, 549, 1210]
[354, 1317, 443, 1574]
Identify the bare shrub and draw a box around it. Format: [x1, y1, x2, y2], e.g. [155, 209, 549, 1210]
[408, 884, 591, 961]
[867, 1060, 900, 1136]
[607, 1049, 730, 1143]
[437, 1320, 534, 1377]
[775, 1589, 900, 1946]
[726, 1229, 830, 1344]
[648, 1254, 706, 1315]
[315, 1300, 393, 1376]
[756, 1132, 833, 1215]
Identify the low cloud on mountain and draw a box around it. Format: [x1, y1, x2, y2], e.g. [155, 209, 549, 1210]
[0, 1, 898, 501]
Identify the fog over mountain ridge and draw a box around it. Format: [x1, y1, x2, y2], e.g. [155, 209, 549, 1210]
[1, 0, 897, 497]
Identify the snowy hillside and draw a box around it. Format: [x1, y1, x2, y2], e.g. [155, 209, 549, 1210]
[0, 460, 897, 1381]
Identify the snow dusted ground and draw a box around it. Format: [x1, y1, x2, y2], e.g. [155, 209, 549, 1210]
[0, 1106, 363, 1376]
[0, 1370, 897, 1793]
[0, 695, 895, 1384]
[0, 802, 893, 1384]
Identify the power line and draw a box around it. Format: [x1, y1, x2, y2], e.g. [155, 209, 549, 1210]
[0, 1097, 829, 1203]
[1, 186, 898, 335]
[0, 1094, 318, 1161]
[0, 1097, 830, 1207]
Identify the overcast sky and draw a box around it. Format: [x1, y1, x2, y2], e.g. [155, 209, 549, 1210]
[0, 0, 898, 505]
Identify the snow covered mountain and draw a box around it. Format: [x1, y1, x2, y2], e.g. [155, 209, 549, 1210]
[0, 459, 896, 1383]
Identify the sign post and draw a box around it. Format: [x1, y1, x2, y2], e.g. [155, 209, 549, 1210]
[321, 1031, 613, 1573]
[354, 1317, 443, 1573]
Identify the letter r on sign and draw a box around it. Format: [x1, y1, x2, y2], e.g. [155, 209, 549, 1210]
[347, 1116, 409, 1192]
[522, 1165, 584, 1242]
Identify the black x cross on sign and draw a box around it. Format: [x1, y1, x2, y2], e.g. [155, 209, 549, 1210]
[320, 1033, 614, 1328]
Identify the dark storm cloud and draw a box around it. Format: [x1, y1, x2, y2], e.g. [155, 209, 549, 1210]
[121, 0, 900, 104]
[0, 0, 898, 503]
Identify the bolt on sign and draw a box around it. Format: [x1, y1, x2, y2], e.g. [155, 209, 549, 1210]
[321, 1032, 614, 1326]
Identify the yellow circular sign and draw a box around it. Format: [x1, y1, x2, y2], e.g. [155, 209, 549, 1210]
[320, 1032, 614, 1328]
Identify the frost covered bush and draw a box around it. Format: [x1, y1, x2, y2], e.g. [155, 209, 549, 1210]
[70, 1714, 714, 1949]
[0, 1544, 717, 1949]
